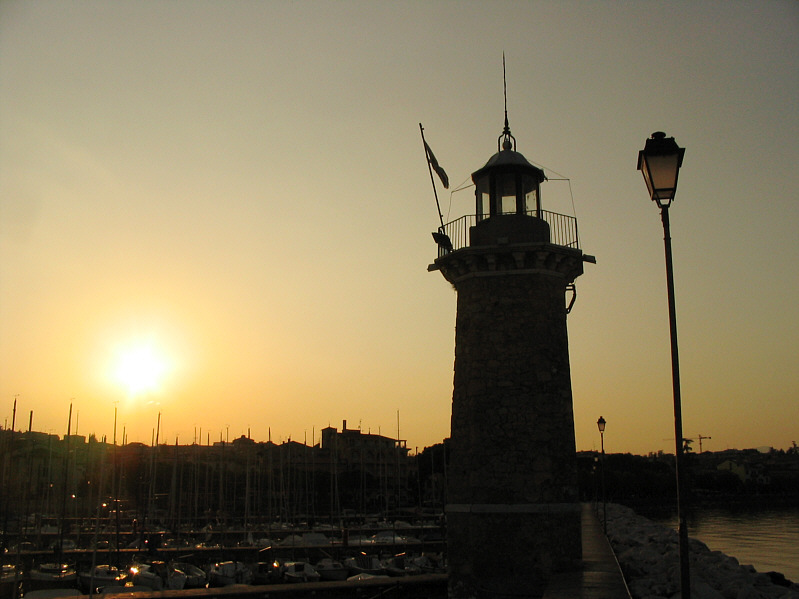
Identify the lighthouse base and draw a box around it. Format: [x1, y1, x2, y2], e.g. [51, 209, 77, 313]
[446, 503, 582, 599]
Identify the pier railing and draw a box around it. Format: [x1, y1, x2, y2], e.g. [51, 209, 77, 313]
[435, 210, 580, 257]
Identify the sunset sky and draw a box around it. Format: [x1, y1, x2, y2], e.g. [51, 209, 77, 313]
[1, 1, 797, 455]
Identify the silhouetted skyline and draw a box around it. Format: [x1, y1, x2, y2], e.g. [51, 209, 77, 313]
[1, 1, 797, 454]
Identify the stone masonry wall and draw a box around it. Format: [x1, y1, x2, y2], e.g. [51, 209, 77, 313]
[448, 272, 578, 505]
[444, 260, 583, 597]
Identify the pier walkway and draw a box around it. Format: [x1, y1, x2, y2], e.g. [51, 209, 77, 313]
[542, 503, 632, 599]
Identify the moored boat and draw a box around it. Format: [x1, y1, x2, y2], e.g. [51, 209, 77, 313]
[381, 554, 423, 577]
[414, 553, 446, 573]
[344, 554, 384, 576]
[207, 561, 252, 587]
[128, 560, 186, 590]
[314, 558, 348, 581]
[27, 563, 77, 590]
[171, 562, 207, 588]
[127, 562, 161, 591]
[1, 564, 21, 599]
[281, 562, 320, 584]
[251, 561, 281, 585]
[78, 564, 126, 593]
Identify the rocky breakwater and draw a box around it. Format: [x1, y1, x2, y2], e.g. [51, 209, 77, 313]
[605, 504, 798, 599]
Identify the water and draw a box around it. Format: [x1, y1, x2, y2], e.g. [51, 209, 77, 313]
[648, 505, 799, 583]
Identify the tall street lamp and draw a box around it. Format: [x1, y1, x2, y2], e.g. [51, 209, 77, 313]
[638, 131, 690, 599]
[596, 416, 606, 535]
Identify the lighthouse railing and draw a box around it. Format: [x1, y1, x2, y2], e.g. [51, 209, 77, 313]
[436, 210, 579, 257]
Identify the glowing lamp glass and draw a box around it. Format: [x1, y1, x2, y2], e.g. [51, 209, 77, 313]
[637, 132, 685, 207]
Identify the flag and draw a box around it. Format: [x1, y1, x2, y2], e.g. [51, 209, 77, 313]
[424, 140, 449, 189]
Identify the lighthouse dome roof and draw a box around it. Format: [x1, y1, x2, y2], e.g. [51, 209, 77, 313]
[472, 147, 546, 183]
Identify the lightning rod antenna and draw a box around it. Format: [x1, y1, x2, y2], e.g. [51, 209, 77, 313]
[499, 53, 515, 151]
[503, 52, 508, 130]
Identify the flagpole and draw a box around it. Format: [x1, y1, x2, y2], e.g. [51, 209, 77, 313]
[419, 123, 446, 231]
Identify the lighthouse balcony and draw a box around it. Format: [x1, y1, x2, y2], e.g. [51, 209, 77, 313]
[435, 210, 580, 258]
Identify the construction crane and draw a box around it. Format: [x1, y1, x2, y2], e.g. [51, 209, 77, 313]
[663, 434, 712, 453]
[695, 434, 712, 453]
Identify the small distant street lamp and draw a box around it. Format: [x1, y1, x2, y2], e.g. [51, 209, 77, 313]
[596, 416, 606, 534]
[638, 131, 690, 599]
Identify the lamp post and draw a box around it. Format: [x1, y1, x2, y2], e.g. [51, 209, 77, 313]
[596, 416, 606, 535]
[637, 131, 690, 599]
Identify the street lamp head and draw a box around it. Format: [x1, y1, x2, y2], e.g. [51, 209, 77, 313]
[637, 131, 685, 208]
[597, 416, 606, 433]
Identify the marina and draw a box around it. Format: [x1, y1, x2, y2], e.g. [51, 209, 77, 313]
[0, 421, 449, 597]
[2, 504, 632, 599]
[1, 515, 447, 598]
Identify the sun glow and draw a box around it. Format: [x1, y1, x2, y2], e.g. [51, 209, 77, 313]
[113, 340, 171, 397]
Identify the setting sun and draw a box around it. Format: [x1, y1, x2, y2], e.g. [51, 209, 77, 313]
[113, 341, 171, 397]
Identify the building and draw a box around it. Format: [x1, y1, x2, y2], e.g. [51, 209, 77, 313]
[322, 420, 410, 513]
[431, 115, 591, 597]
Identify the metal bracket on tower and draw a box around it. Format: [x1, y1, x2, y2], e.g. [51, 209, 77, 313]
[566, 284, 577, 314]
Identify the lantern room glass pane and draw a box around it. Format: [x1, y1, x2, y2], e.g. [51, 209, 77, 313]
[479, 190, 490, 219]
[496, 172, 517, 215]
[501, 194, 515, 214]
[475, 175, 490, 220]
[522, 174, 538, 214]
[525, 189, 538, 214]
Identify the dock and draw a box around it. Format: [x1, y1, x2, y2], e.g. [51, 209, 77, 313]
[100, 503, 628, 598]
[542, 503, 632, 599]
[11, 504, 629, 599]
[100, 574, 449, 599]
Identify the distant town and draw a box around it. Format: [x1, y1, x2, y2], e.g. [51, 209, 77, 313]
[2, 420, 797, 543]
[576, 443, 799, 508]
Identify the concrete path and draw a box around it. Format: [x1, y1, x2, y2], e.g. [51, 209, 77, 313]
[542, 503, 632, 599]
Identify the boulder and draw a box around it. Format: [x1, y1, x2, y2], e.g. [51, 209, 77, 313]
[603, 504, 799, 599]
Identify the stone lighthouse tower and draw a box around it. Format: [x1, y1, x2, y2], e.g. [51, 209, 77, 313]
[431, 118, 590, 598]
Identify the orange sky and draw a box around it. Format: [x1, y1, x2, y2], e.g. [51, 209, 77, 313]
[1, 1, 797, 454]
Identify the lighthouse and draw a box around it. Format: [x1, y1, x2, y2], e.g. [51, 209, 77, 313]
[431, 117, 591, 597]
